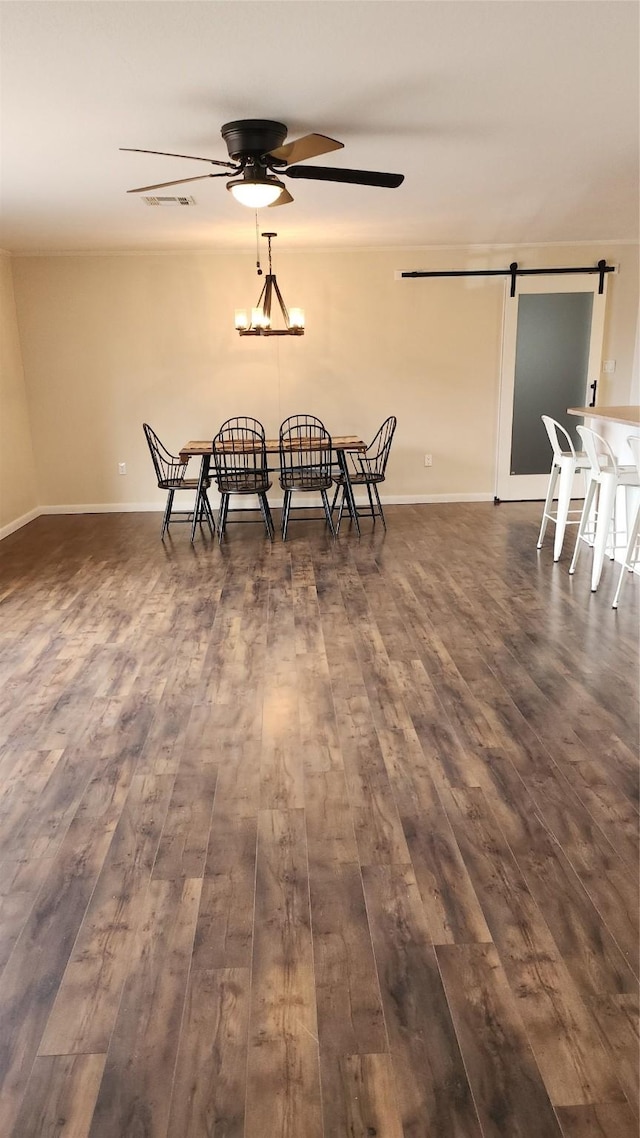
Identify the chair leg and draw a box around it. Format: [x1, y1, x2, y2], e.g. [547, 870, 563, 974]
[265, 494, 276, 539]
[268, 499, 276, 539]
[537, 463, 560, 549]
[282, 490, 292, 541]
[569, 478, 597, 575]
[258, 493, 274, 541]
[336, 487, 348, 533]
[202, 490, 216, 536]
[161, 489, 174, 538]
[365, 481, 376, 520]
[612, 502, 640, 608]
[372, 483, 386, 529]
[218, 494, 229, 544]
[321, 489, 336, 537]
[330, 483, 341, 514]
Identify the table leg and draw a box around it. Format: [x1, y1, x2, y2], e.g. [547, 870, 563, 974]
[337, 449, 360, 536]
[191, 455, 211, 544]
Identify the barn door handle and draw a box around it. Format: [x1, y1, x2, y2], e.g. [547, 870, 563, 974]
[589, 380, 597, 408]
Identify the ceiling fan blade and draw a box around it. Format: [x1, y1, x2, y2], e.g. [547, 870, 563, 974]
[268, 187, 294, 207]
[268, 133, 343, 164]
[120, 147, 235, 169]
[285, 165, 404, 188]
[126, 173, 229, 193]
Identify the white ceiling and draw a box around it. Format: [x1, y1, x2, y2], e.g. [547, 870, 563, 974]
[0, 1, 638, 253]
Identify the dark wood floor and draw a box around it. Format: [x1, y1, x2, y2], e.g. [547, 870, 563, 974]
[0, 502, 637, 1138]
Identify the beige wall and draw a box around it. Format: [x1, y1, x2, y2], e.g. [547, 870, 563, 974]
[9, 241, 639, 512]
[0, 253, 38, 533]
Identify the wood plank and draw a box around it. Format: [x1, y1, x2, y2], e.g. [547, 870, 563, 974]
[437, 941, 564, 1138]
[0, 816, 116, 1135]
[444, 786, 627, 1107]
[0, 857, 54, 978]
[376, 723, 492, 945]
[152, 767, 218, 879]
[320, 1052, 404, 1138]
[309, 861, 387, 1056]
[166, 968, 250, 1138]
[453, 750, 637, 998]
[9, 1053, 106, 1138]
[39, 773, 175, 1056]
[587, 994, 639, 1118]
[303, 768, 361, 867]
[362, 863, 483, 1137]
[192, 810, 257, 970]
[245, 809, 322, 1138]
[556, 1102, 640, 1138]
[87, 877, 201, 1138]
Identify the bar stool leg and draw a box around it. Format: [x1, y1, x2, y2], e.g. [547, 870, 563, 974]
[569, 478, 597, 575]
[612, 502, 640, 609]
[590, 473, 617, 591]
[553, 457, 575, 561]
[537, 462, 560, 549]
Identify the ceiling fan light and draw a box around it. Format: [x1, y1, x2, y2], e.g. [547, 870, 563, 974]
[227, 176, 284, 208]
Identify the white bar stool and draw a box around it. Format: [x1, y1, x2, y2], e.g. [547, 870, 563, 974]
[612, 435, 640, 609]
[569, 426, 640, 592]
[537, 416, 591, 561]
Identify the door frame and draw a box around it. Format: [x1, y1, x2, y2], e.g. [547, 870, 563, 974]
[495, 274, 608, 501]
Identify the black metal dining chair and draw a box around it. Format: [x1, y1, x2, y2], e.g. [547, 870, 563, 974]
[143, 422, 215, 539]
[212, 420, 274, 543]
[331, 415, 397, 531]
[279, 414, 336, 540]
[218, 415, 266, 439]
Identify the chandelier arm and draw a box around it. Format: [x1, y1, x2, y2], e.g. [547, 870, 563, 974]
[262, 276, 273, 322]
[270, 275, 290, 328]
[254, 279, 268, 313]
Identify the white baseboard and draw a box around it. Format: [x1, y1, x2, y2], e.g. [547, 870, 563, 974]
[0, 507, 40, 541]
[1, 492, 497, 542]
[40, 502, 163, 514]
[41, 492, 495, 511]
[380, 493, 494, 504]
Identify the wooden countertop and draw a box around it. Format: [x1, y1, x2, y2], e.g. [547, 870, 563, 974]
[567, 405, 640, 427]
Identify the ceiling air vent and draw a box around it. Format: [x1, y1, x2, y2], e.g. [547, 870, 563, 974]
[142, 195, 196, 206]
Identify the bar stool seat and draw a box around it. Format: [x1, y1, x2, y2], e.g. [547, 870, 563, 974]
[569, 426, 640, 592]
[537, 416, 591, 561]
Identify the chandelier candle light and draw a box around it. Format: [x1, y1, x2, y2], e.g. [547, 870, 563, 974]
[235, 232, 305, 336]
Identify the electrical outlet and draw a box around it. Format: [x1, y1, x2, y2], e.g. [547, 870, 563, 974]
[118, 462, 127, 475]
[602, 359, 616, 374]
[424, 454, 433, 467]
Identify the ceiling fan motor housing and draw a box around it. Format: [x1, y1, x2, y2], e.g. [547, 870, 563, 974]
[221, 119, 288, 161]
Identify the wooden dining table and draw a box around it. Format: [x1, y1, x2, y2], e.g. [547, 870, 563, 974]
[180, 435, 367, 541]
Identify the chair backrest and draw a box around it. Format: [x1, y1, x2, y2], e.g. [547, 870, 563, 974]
[576, 425, 618, 478]
[541, 415, 578, 462]
[364, 415, 397, 477]
[279, 416, 333, 488]
[627, 435, 640, 476]
[143, 422, 187, 487]
[212, 423, 270, 492]
[218, 415, 266, 438]
[280, 413, 326, 435]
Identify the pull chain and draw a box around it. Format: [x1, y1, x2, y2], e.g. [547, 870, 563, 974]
[255, 212, 263, 276]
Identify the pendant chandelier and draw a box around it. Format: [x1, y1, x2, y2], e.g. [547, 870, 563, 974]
[235, 231, 305, 336]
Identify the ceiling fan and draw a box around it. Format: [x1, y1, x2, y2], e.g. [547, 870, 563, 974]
[121, 118, 404, 208]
